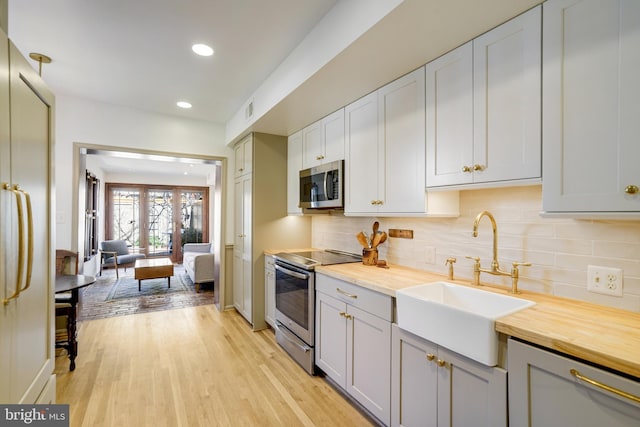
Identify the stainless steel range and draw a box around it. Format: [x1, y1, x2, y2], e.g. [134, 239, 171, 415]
[273, 249, 361, 375]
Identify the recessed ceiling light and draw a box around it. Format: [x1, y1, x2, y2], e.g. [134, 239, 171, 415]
[192, 43, 214, 57]
[177, 101, 192, 109]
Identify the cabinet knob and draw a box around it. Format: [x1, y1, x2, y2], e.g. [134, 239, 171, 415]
[437, 359, 446, 367]
[473, 164, 486, 171]
[316, 155, 325, 160]
[426, 353, 435, 361]
[625, 185, 639, 195]
[462, 165, 472, 173]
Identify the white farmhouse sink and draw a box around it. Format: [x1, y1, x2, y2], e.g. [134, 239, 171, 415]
[396, 281, 535, 366]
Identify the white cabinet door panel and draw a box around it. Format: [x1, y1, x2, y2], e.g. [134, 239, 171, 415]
[543, 0, 640, 213]
[316, 291, 347, 387]
[426, 42, 474, 187]
[473, 5, 541, 184]
[378, 67, 426, 214]
[322, 109, 345, 165]
[347, 304, 391, 426]
[302, 121, 322, 170]
[345, 92, 378, 214]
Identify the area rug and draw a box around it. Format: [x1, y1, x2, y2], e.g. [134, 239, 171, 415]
[105, 275, 187, 301]
[78, 265, 216, 321]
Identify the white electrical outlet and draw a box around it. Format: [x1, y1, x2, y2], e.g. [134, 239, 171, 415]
[587, 265, 623, 297]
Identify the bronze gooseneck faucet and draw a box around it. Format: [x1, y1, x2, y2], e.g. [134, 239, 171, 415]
[467, 211, 531, 293]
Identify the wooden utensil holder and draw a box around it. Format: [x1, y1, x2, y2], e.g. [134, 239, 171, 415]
[362, 248, 378, 266]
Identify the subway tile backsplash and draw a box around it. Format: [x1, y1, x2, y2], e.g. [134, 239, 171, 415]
[312, 185, 640, 312]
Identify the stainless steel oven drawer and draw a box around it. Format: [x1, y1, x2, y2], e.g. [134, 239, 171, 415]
[275, 321, 315, 375]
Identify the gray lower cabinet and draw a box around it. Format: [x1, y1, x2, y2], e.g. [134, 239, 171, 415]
[508, 338, 640, 427]
[315, 273, 393, 426]
[391, 325, 507, 427]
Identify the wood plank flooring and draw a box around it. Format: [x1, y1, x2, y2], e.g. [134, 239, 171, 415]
[54, 305, 375, 427]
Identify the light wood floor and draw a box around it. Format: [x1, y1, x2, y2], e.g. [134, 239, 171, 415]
[54, 305, 375, 427]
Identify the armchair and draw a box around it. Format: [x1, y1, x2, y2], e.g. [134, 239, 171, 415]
[99, 239, 146, 278]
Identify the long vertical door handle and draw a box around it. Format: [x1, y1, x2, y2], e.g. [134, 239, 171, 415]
[323, 171, 329, 201]
[3, 184, 24, 304]
[16, 186, 34, 292]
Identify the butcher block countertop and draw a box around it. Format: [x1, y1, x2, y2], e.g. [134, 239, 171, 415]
[315, 262, 640, 379]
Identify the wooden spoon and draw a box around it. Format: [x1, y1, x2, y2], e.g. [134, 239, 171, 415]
[356, 231, 370, 248]
[371, 221, 379, 246]
[371, 232, 382, 248]
[378, 231, 387, 246]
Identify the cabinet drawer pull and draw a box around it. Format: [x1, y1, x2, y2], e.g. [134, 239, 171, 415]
[437, 359, 446, 367]
[462, 165, 472, 173]
[473, 164, 486, 171]
[570, 369, 640, 404]
[625, 185, 639, 195]
[426, 353, 435, 361]
[336, 288, 358, 299]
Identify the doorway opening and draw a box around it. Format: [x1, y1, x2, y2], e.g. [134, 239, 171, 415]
[74, 144, 226, 311]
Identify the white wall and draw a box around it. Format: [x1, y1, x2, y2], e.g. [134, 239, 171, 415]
[54, 95, 234, 252]
[312, 185, 640, 312]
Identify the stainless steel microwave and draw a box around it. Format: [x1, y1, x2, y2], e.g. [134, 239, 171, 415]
[299, 160, 344, 209]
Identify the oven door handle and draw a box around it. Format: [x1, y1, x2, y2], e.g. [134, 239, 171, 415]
[274, 263, 309, 280]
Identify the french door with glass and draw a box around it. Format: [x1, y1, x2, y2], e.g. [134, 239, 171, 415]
[105, 184, 208, 263]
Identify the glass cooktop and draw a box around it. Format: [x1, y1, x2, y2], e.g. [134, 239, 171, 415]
[274, 249, 361, 270]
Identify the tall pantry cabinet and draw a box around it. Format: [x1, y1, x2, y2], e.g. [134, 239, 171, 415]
[232, 133, 310, 330]
[0, 29, 56, 403]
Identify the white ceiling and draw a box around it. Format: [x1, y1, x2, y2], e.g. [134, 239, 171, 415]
[7, 0, 337, 124]
[7, 0, 543, 177]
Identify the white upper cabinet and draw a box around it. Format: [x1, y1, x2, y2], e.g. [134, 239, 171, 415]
[234, 134, 253, 178]
[377, 67, 427, 215]
[287, 130, 303, 215]
[542, 0, 640, 216]
[301, 108, 345, 169]
[473, 6, 541, 183]
[345, 90, 379, 214]
[346, 67, 431, 216]
[426, 6, 541, 188]
[425, 42, 474, 187]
